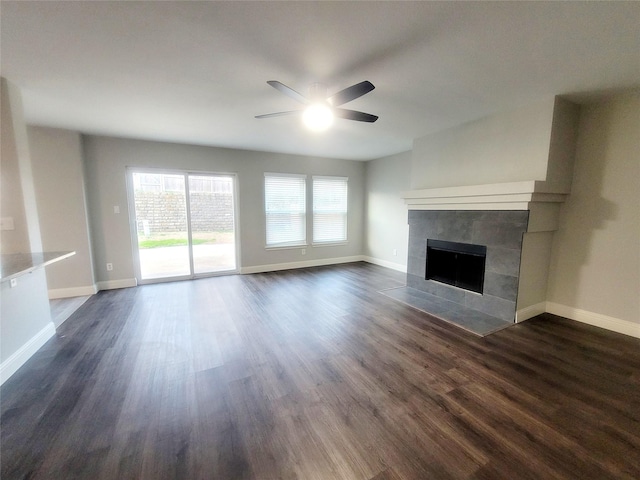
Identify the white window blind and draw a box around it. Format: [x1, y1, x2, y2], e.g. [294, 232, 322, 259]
[313, 176, 348, 244]
[264, 174, 307, 247]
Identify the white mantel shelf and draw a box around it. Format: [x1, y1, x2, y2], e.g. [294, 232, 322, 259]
[402, 180, 568, 211]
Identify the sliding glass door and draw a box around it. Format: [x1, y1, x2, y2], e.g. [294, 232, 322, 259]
[129, 169, 237, 283]
[188, 174, 236, 275]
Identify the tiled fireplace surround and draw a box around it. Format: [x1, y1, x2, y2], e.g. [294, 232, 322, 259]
[407, 209, 529, 322]
[402, 181, 569, 326]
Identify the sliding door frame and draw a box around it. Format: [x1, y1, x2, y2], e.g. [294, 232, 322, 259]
[126, 166, 240, 285]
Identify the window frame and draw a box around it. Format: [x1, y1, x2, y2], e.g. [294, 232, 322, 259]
[264, 173, 308, 249]
[312, 175, 349, 246]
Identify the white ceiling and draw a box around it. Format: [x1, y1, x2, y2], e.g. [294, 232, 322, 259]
[2, 1, 639, 160]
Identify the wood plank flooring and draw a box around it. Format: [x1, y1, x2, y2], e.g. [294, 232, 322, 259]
[2, 262, 639, 479]
[49, 295, 91, 328]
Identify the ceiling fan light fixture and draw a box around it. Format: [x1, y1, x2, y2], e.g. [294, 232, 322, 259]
[302, 103, 334, 132]
[257, 80, 377, 127]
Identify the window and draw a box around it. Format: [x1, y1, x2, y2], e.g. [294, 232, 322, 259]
[313, 176, 348, 244]
[264, 174, 307, 247]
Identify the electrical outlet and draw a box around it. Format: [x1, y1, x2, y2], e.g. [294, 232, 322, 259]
[10, 278, 17, 288]
[106, 263, 113, 271]
[301, 249, 306, 255]
[393, 249, 397, 256]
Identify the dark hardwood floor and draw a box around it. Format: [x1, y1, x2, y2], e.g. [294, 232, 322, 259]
[2, 262, 639, 479]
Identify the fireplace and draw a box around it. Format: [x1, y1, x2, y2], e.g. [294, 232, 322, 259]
[406, 210, 529, 322]
[397, 99, 579, 329]
[426, 240, 486, 294]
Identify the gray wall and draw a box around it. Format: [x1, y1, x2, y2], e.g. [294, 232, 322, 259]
[1, 78, 42, 253]
[547, 93, 640, 325]
[0, 78, 54, 370]
[1, 271, 53, 365]
[409, 96, 579, 194]
[1, 79, 30, 253]
[28, 126, 96, 296]
[545, 98, 580, 192]
[364, 151, 411, 270]
[82, 135, 365, 284]
[411, 97, 556, 190]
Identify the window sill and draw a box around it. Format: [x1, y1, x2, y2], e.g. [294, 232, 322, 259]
[312, 241, 349, 247]
[265, 244, 308, 251]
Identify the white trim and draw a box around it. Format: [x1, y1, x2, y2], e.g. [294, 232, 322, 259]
[404, 193, 566, 206]
[402, 180, 568, 211]
[240, 255, 364, 274]
[406, 202, 532, 211]
[265, 243, 308, 251]
[96, 278, 137, 291]
[312, 241, 349, 247]
[264, 172, 307, 179]
[404, 180, 550, 199]
[312, 175, 348, 182]
[362, 256, 407, 273]
[0, 322, 56, 386]
[546, 302, 640, 339]
[515, 302, 547, 323]
[48, 284, 98, 299]
[231, 173, 241, 275]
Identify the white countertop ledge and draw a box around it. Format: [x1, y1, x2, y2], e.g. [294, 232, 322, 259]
[0, 251, 76, 282]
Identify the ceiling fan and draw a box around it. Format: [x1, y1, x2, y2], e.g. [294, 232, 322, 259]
[256, 80, 378, 131]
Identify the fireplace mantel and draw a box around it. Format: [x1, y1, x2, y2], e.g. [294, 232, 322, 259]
[402, 180, 567, 211]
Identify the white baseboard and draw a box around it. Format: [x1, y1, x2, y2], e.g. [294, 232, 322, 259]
[362, 256, 407, 273]
[546, 301, 640, 339]
[48, 284, 98, 299]
[515, 302, 547, 323]
[96, 278, 137, 291]
[240, 256, 364, 274]
[0, 322, 56, 386]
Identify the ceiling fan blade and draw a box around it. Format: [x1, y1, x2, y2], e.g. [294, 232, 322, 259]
[267, 81, 309, 105]
[328, 81, 375, 106]
[255, 110, 301, 119]
[334, 108, 378, 123]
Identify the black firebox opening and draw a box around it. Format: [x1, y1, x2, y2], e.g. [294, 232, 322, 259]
[426, 239, 487, 294]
